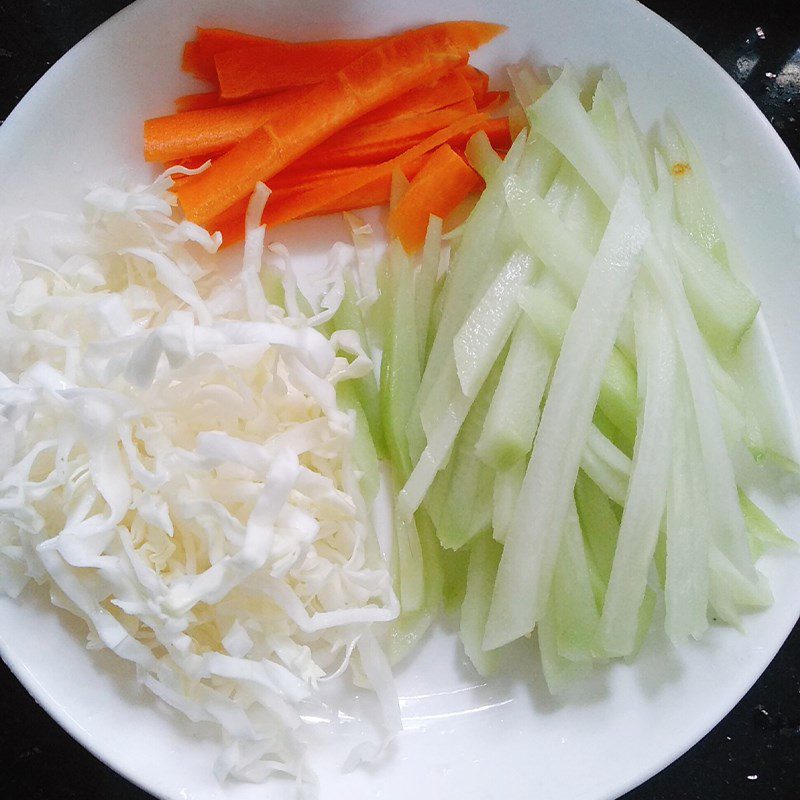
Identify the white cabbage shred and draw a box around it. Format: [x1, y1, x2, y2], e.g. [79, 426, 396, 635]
[0, 171, 398, 786]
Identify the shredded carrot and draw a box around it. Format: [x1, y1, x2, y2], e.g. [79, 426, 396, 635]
[175, 26, 478, 225]
[389, 144, 480, 251]
[215, 21, 506, 100]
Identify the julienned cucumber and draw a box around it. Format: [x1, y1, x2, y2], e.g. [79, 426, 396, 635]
[337, 65, 798, 691]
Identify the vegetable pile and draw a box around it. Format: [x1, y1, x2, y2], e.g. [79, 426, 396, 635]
[371, 64, 796, 688]
[144, 22, 513, 246]
[0, 15, 797, 798]
[0, 172, 399, 786]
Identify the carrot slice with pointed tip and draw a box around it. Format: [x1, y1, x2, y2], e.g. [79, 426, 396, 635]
[389, 144, 480, 252]
[181, 27, 278, 82]
[215, 21, 505, 100]
[459, 65, 490, 101]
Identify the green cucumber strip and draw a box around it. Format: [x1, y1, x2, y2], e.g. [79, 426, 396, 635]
[672, 224, 759, 357]
[528, 65, 622, 208]
[400, 250, 531, 518]
[460, 534, 504, 676]
[366, 251, 391, 348]
[409, 132, 559, 460]
[659, 116, 729, 265]
[739, 490, 797, 559]
[664, 361, 711, 644]
[435, 352, 506, 550]
[477, 313, 551, 470]
[492, 458, 527, 544]
[507, 62, 548, 108]
[582, 424, 631, 505]
[415, 215, 444, 366]
[388, 507, 443, 665]
[454, 250, 536, 398]
[537, 75, 761, 589]
[466, 130, 503, 181]
[574, 470, 620, 606]
[485, 180, 649, 650]
[518, 285, 638, 452]
[553, 502, 601, 662]
[395, 508, 425, 613]
[410, 134, 528, 441]
[560, 167, 611, 254]
[589, 74, 619, 155]
[505, 170, 592, 300]
[422, 463, 452, 533]
[441, 544, 471, 616]
[628, 587, 657, 660]
[597, 70, 656, 196]
[336, 382, 380, 506]
[644, 238, 759, 586]
[537, 606, 592, 695]
[728, 321, 800, 469]
[600, 283, 677, 658]
[708, 548, 772, 631]
[380, 240, 420, 477]
[326, 274, 387, 459]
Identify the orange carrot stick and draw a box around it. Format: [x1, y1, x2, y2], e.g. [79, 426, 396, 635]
[215, 39, 385, 99]
[176, 26, 476, 225]
[150, 77, 474, 165]
[168, 115, 508, 186]
[389, 144, 480, 251]
[479, 90, 510, 111]
[214, 156, 429, 244]
[215, 111, 490, 242]
[146, 87, 315, 163]
[355, 68, 473, 125]
[182, 28, 277, 82]
[215, 21, 505, 100]
[450, 116, 512, 151]
[174, 91, 222, 112]
[289, 100, 478, 171]
[459, 65, 490, 102]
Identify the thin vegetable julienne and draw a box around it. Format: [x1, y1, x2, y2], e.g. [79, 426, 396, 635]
[181, 27, 277, 82]
[215, 22, 506, 100]
[212, 112, 491, 243]
[389, 144, 481, 253]
[175, 26, 474, 225]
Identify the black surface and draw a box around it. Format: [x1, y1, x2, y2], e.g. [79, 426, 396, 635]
[0, 2, 798, 798]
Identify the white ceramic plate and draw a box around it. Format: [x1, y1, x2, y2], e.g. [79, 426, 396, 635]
[1, 1, 800, 798]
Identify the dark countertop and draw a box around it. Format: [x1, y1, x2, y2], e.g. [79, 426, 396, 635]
[0, 2, 798, 798]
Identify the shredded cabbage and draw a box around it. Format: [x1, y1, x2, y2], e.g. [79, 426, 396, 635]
[0, 172, 398, 786]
